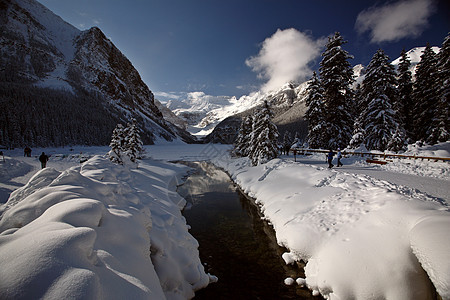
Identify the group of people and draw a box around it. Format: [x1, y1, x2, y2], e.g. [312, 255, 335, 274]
[23, 147, 49, 169]
[327, 149, 343, 169]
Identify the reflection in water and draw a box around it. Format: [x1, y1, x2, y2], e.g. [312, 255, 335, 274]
[178, 162, 320, 299]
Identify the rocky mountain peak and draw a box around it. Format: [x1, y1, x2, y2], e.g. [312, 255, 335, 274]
[0, 0, 195, 147]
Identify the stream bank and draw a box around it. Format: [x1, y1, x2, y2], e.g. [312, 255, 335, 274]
[177, 161, 319, 299]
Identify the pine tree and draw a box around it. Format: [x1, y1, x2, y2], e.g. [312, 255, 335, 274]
[412, 44, 438, 142]
[234, 115, 253, 157]
[124, 118, 144, 163]
[349, 84, 365, 149]
[397, 49, 414, 140]
[360, 49, 405, 151]
[108, 123, 126, 164]
[348, 118, 365, 149]
[428, 34, 450, 143]
[305, 71, 327, 149]
[249, 100, 279, 166]
[292, 132, 301, 148]
[319, 32, 355, 149]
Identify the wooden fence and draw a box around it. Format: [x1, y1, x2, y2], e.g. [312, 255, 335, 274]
[290, 148, 450, 163]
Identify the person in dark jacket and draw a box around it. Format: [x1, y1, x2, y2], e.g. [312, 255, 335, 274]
[24, 146, 31, 157]
[327, 150, 335, 168]
[39, 152, 49, 169]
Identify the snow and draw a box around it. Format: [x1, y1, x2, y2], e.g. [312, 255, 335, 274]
[12, 0, 80, 91]
[211, 144, 449, 299]
[0, 148, 215, 299]
[1, 142, 449, 299]
[390, 46, 440, 77]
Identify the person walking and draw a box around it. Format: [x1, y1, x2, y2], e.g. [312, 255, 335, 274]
[24, 146, 31, 157]
[337, 148, 343, 167]
[327, 149, 335, 168]
[39, 152, 49, 169]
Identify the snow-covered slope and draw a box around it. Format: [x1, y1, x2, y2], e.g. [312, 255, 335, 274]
[391, 46, 440, 77]
[0, 0, 79, 89]
[0, 154, 216, 299]
[0, 0, 194, 145]
[212, 144, 450, 300]
[167, 82, 310, 138]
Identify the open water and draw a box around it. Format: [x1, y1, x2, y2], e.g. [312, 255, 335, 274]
[177, 161, 320, 299]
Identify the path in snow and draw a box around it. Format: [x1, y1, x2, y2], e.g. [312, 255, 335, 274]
[292, 157, 450, 206]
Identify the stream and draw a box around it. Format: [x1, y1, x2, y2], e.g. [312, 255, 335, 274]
[177, 161, 319, 299]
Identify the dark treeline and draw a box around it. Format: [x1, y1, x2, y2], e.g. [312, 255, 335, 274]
[0, 83, 120, 148]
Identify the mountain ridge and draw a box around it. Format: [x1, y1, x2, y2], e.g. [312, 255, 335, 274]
[0, 0, 195, 147]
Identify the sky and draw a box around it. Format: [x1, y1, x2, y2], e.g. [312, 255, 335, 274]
[37, 0, 449, 101]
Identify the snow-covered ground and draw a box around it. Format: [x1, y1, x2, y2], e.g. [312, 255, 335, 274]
[0, 145, 216, 299]
[211, 144, 450, 300]
[1, 142, 449, 299]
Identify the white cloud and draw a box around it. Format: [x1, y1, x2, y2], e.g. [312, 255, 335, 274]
[245, 28, 324, 93]
[154, 91, 181, 101]
[355, 0, 436, 43]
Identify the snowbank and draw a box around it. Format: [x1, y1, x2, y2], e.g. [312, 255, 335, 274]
[0, 155, 214, 299]
[213, 155, 450, 299]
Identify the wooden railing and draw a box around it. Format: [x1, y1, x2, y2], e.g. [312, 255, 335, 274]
[290, 148, 450, 163]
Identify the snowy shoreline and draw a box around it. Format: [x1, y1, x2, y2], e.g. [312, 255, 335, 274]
[211, 150, 450, 300]
[1, 143, 449, 299]
[0, 153, 216, 299]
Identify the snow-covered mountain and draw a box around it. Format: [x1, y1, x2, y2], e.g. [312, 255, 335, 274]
[391, 46, 440, 77]
[164, 82, 310, 139]
[0, 0, 194, 146]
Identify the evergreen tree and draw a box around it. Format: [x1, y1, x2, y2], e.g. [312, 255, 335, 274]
[397, 49, 414, 140]
[349, 84, 365, 149]
[319, 32, 355, 149]
[429, 34, 450, 143]
[108, 123, 126, 164]
[124, 118, 144, 163]
[387, 125, 408, 152]
[412, 44, 438, 142]
[348, 118, 365, 149]
[305, 71, 327, 149]
[234, 115, 253, 157]
[292, 132, 301, 147]
[360, 49, 405, 151]
[249, 100, 279, 166]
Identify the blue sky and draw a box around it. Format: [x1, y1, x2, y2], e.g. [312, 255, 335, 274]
[38, 0, 449, 101]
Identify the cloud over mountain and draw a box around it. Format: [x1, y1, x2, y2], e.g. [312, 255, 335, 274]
[245, 28, 324, 93]
[355, 0, 436, 43]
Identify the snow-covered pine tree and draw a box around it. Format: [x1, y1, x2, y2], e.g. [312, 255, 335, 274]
[397, 49, 414, 140]
[349, 84, 365, 149]
[234, 115, 253, 157]
[124, 118, 144, 163]
[387, 125, 408, 152]
[108, 123, 126, 164]
[412, 44, 438, 142]
[305, 71, 327, 149]
[428, 34, 450, 143]
[249, 100, 279, 166]
[348, 118, 365, 149]
[291, 132, 301, 148]
[319, 32, 355, 149]
[360, 49, 405, 151]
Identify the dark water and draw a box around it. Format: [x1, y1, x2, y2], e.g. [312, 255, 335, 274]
[177, 162, 319, 300]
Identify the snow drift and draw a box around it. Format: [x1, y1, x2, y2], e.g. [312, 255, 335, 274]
[0, 155, 214, 299]
[213, 153, 450, 300]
